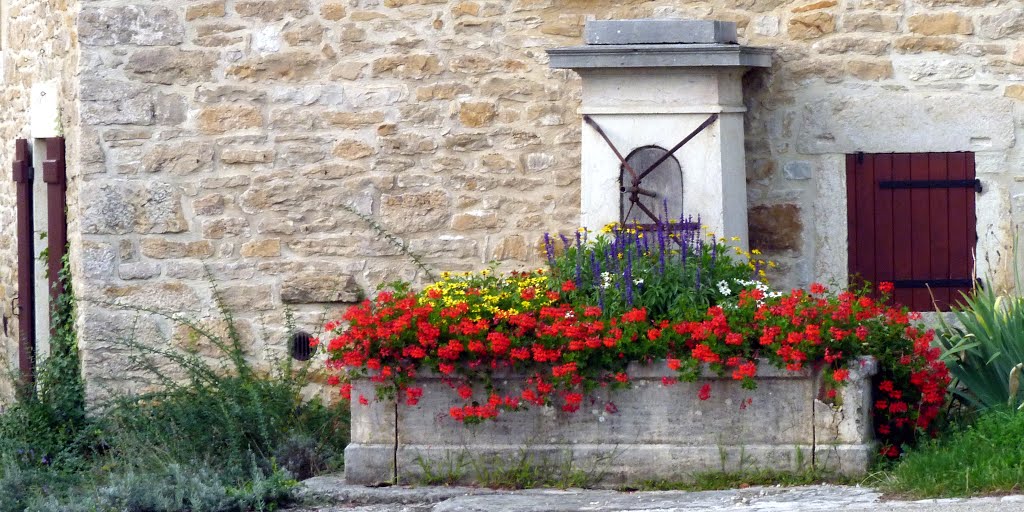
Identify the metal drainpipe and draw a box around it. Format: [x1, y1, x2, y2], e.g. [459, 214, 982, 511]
[12, 139, 36, 387]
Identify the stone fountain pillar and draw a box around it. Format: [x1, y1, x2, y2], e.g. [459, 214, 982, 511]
[548, 20, 772, 247]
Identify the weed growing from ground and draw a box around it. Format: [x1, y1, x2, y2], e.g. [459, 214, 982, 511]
[0, 265, 350, 511]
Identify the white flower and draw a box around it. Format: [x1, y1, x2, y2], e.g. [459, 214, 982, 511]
[565, 310, 575, 319]
[717, 280, 732, 295]
[600, 272, 613, 289]
[633, 278, 644, 286]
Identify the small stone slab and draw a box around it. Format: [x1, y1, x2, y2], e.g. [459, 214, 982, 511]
[584, 20, 737, 45]
[547, 44, 773, 69]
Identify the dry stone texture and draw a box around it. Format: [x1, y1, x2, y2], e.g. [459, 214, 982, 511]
[0, 0, 1023, 400]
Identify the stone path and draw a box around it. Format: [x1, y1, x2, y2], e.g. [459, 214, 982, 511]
[288, 476, 1024, 512]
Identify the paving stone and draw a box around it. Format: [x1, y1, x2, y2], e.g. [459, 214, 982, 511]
[288, 478, 1024, 512]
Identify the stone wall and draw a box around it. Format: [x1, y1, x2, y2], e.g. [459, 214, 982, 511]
[53, 0, 1024, 398]
[736, 0, 1024, 293]
[0, 0, 79, 403]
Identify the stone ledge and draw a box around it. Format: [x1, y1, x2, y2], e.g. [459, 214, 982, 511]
[548, 44, 773, 69]
[584, 20, 738, 45]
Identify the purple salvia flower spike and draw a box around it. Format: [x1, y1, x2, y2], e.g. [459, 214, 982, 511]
[657, 223, 666, 275]
[544, 233, 556, 266]
[624, 249, 634, 307]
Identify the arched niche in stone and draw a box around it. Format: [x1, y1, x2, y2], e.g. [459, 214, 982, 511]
[619, 145, 683, 225]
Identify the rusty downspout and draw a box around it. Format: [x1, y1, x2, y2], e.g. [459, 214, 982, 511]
[12, 139, 36, 387]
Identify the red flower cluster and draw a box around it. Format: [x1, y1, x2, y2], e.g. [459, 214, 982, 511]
[324, 277, 950, 450]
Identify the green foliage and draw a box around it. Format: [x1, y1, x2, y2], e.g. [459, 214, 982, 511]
[937, 285, 1024, 411]
[92, 286, 349, 500]
[0, 268, 350, 511]
[24, 462, 295, 512]
[881, 410, 1024, 497]
[0, 254, 93, 471]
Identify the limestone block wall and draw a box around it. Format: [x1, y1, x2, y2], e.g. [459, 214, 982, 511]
[0, 0, 79, 402]
[72, 0, 589, 398]
[37, 0, 1024, 398]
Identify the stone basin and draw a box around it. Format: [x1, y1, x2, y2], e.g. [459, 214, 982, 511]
[344, 357, 877, 486]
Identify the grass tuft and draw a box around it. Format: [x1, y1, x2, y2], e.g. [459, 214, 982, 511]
[881, 410, 1024, 498]
[626, 469, 858, 492]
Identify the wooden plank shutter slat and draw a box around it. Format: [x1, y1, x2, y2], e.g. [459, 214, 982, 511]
[873, 153, 895, 305]
[856, 154, 877, 288]
[891, 153, 914, 308]
[909, 154, 933, 311]
[928, 153, 951, 310]
[967, 153, 978, 297]
[947, 152, 971, 309]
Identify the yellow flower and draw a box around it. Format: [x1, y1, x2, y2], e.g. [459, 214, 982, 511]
[731, 236, 740, 242]
[751, 249, 762, 255]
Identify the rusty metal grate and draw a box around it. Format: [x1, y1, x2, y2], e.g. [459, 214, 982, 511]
[290, 331, 316, 361]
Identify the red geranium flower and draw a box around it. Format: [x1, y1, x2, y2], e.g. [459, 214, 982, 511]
[698, 383, 712, 401]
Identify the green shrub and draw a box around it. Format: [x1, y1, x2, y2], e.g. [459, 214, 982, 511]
[95, 292, 349, 484]
[0, 271, 349, 510]
[937, 285, 1024, 411]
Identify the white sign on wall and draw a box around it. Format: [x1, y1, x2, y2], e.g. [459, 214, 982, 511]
[30, 80, 61, 138]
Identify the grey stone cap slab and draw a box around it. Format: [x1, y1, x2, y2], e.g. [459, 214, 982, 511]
[585, 20, 738, 45]
[548, 44, 773, 69]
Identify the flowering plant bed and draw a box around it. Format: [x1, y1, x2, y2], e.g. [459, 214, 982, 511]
[325, 222, 951, 484]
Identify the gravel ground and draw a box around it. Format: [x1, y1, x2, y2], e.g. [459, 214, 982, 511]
[286, 476, 1024, 512]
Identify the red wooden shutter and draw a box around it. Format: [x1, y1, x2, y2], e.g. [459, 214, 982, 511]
[846, 153, 977, 311]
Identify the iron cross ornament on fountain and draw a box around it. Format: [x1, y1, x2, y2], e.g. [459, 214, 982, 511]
[584, 113, 719, 226]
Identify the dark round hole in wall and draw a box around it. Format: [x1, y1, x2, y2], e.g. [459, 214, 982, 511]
[290, 331, 315, 361]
